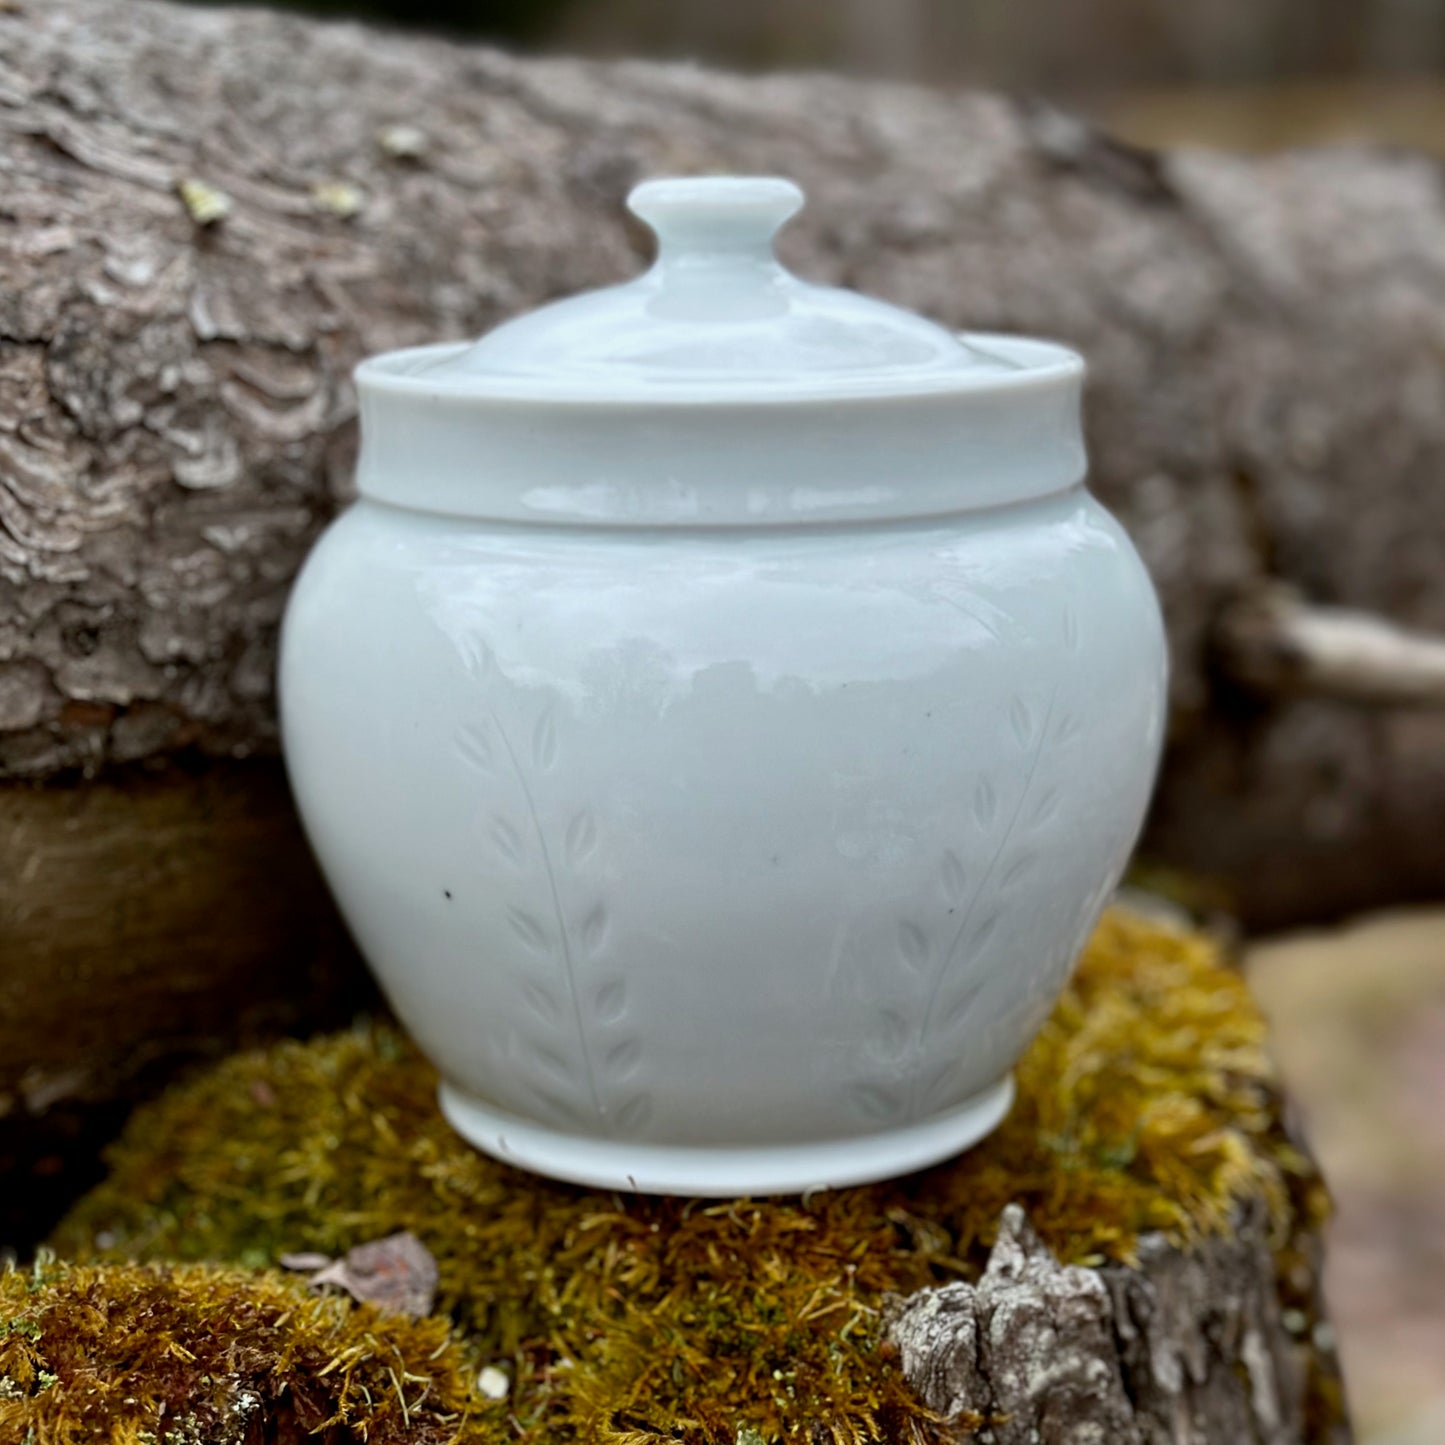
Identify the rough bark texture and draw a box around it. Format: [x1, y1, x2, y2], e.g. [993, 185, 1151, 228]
[888, 1201, 1348, 1445]
[3, 0, 1445, 928]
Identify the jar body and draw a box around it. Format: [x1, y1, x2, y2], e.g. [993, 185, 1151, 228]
[279, 486, 1166, 1193]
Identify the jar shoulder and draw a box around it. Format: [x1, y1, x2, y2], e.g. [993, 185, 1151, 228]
[283, 492, 1165, 715]
[295, 488, 1155, 620]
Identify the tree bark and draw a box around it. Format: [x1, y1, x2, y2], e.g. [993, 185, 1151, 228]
[3, 0, 1445, 926]
[889, 1200, 1348, 1445]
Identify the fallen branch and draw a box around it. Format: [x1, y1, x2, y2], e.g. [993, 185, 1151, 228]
[1216, 587, 1445, 706]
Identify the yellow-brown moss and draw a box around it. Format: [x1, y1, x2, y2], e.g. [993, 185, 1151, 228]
[49, 909, 1329, 1445]
[0, 1253, 484, 1444]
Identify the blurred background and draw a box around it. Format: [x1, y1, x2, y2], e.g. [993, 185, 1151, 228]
[37, 2, 1445, 1440]
[192, 0, 1445, 152]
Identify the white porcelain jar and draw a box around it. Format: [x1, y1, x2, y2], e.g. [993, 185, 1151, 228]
[280, 177, 1167, 1196]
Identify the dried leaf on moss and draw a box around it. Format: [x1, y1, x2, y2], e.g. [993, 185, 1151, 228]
[281, 1229, 440, 1317]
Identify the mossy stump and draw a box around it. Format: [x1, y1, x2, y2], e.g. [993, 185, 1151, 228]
[12, 910, 1349, 1444]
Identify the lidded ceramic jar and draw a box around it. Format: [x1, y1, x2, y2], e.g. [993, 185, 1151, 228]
[280, 177, 1167, 1196]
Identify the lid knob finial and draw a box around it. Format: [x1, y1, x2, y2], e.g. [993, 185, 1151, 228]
[627, 177, 804, 266]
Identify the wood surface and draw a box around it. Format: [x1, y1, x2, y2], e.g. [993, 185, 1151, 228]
[0, 762, 367, 1247]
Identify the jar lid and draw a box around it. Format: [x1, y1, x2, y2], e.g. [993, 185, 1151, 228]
[354, 176, 1086, 525]
[397, 177, 1019, 402]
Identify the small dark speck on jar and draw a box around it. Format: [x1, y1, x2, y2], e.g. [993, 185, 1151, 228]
[443, 889, 453, 900]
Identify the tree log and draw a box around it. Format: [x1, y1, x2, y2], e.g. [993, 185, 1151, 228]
[0, 762, 369, 1248]
[3, 0, 1445, 929]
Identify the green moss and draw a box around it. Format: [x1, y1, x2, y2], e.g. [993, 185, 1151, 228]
[0, 1252, 484, 1444]
[48, 909, 1328, 1445]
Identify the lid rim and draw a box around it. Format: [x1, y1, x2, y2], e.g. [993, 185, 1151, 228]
[355, 332, 1085, 408]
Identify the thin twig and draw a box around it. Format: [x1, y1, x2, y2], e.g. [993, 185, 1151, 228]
[1215, 586, 1445, 707]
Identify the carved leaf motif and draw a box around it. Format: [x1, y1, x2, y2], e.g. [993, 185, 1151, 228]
[940, 850, 968, 906]
[873, 1008, 910, 1062]
[974, 777, 998, 827]
[595, 978, 627, 1023]
[1029, 787, 1060, 827]
[897, 920, 930, 972]
[532, 1043, 575, 1086]
[565, 810, 597, 867]
[456, 724, 496, 774]
[849, 1081, 904, 1122]
[490, 817, 525, 867]
[902, 606, 1078, 1127]
[521, 979, 561, 1024]
[579, 905, 609, 958]
[604, 1038, 642, 1077]
[969, 912, 1000, 955]
[1008, 695, 1034, 747]
[479, 703, 613, 1132]
[458, 636, 493, 677]
[1002, 854, 1036, 889]
[531, 706, 557, 771]
[1062, 604, 1080, 653]
[506, 906, 550, 953]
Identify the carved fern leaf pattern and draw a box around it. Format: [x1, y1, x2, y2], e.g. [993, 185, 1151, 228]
[453, 665, 647, 1138]
[919, 604, 1085, 1115]
[455, 708, 592, 1130]
[849, 603, 1084, 1127]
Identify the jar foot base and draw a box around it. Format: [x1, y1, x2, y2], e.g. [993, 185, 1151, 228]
[437, 1074, 1015, 1196]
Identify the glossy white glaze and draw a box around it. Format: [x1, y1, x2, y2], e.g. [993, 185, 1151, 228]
[398, 175, 1013, 399]
[279, 177, 1168, 1194]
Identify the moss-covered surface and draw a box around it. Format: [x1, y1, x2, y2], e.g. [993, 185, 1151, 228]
[36, 909, 1328, 1445]
[0, 1253, 482, 1444]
